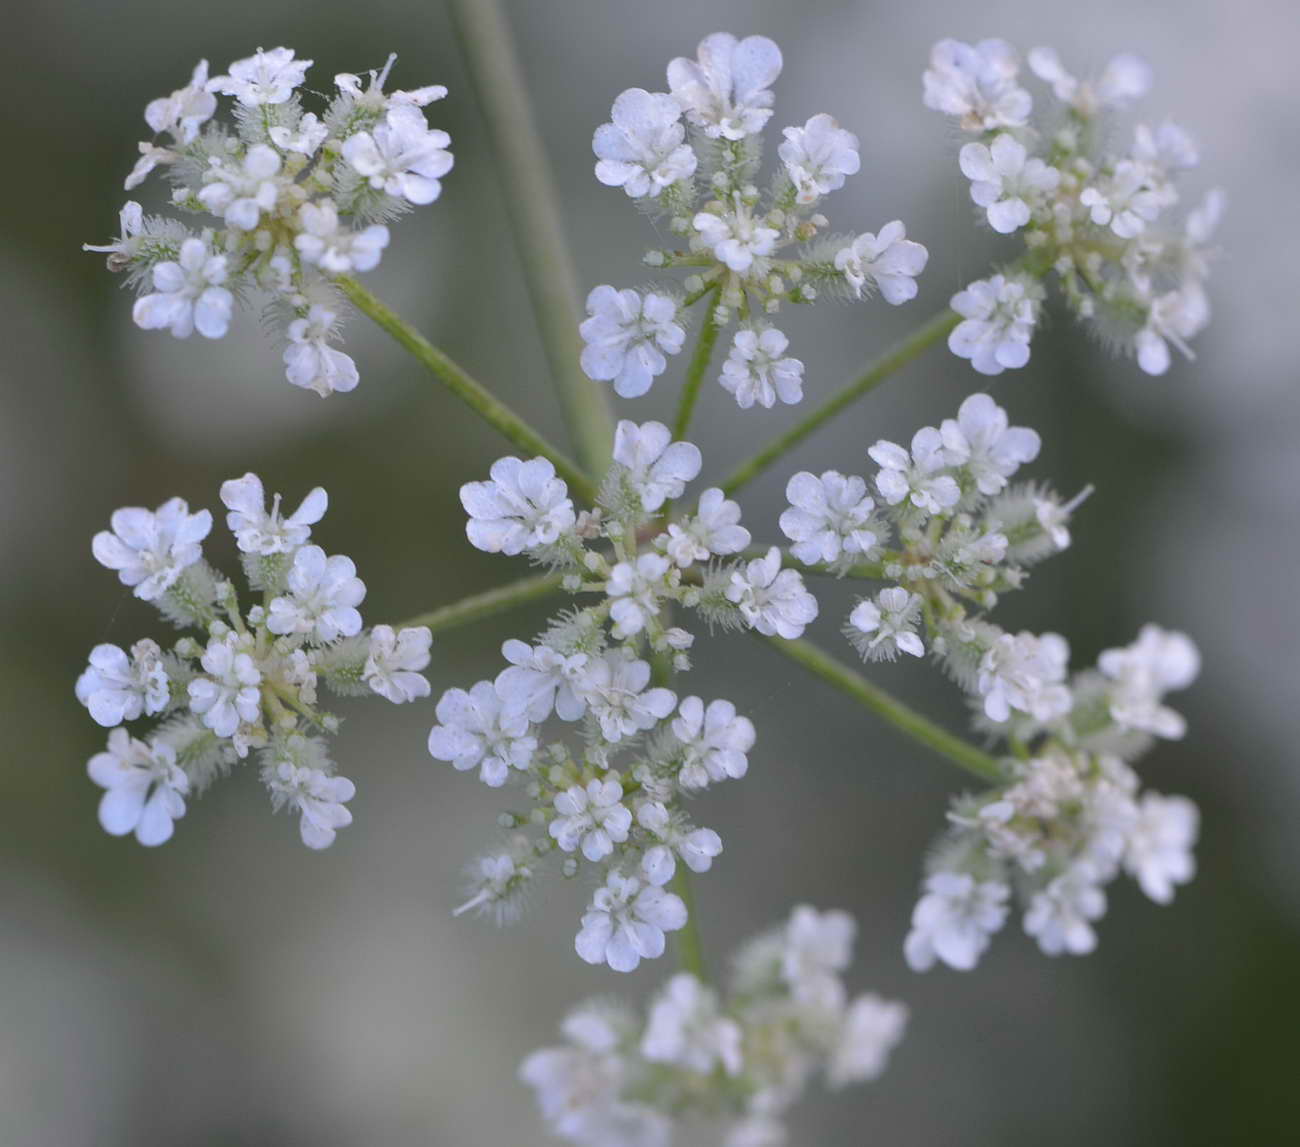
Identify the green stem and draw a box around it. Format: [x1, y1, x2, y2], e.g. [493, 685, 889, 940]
[670, 868, 707, 982]
[396, 573, 564, 635]
[447, 0, 614, 477]
[719, 307, 959, 496]
[758, 635, 1005, 783]
[337, 276, 597, 503]
[673, 288, 723, 441]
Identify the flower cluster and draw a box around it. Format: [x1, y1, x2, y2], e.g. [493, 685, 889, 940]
[581, 32, 929, 405]
[80, 473, 432, 848]
[83, 49, 453, 395]
[432, 421, 819, 970]
[923, 38, 1222, 376]
[520, 905, 907, 1147]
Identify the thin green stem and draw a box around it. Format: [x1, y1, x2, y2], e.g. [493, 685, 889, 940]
[673, 287, 723, 441]
[758, 635, 1005, 783]
[719, 306, 960, 496]
[670, 868, 707, 982]
[337, 276, 597, 504]
[396, 573, 564, 635]
[448, 0, 614, 477]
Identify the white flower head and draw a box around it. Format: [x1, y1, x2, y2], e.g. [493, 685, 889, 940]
[923, 38, 1032, 132]
[904, 872, 1009, 971]
[827, 994, 908, 1088]
[364, 625, 433, 704]
[583, 653, 677, 743]
[939, 393, 1041, 496]
[959, 134, 1060, 234]
[269, 111, 328, 156]
[575, 871, 687, 973]
[209, 47, 313, 107]
[610, 420, 701, 514]
[593, 88, 697, 198]
[977, 629, 1072, 724]
[427, 680, 536, 787]
[667, 32, 783, 140]
[132, 236, 233, 340]
[1135, 283, 1210, 376]
[342, 110, 454, 205]
[496, 639, 590, 724]
[188, 631, 262, 740]
[779, 113, 860, 204]
[145, 59, 217, 143]
[847, 587, 924, 662]
[549, 778, 633, 862]
[88, 729, 188, 846]
[283, 306, 360, 396]
[92, 496, 212, 601]
[780, 470, 878, 566]
[834, 221, 929, 304]
[663, 488, 750, 568]
[83, 201, 146, 270]
[266, 545, 366, 643]
[294, 200, 390, 273]
[580, 287, 685, 398]
[1023, 862, 1107, 956]
[220, 472, 328, 555]
[1124, 793, 1198, 904]
[868, 427, 960, 515]
[693, 199, 779, 274]
[636, 800, 723, 886]
[197, 144, 282, 231]
[607, 552, 672, 639]
[460, 456, 575, 556]
[1097, 625, 1199, 739]
[672, 696, 755, 790]
[76, 640, 169, 728]
[1079, 159, 1167, 239]
[726, 547, 818, 640]
[948, 273, 1040, 376]
[719, 327, 804, 410]
[641, 973, 743, 1076]
[782, 905, 855, 1006]
[1027, 47, 1151, 115]
[267, 760, 355, 849]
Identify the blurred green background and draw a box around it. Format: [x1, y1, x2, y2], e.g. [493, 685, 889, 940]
[3, 0, 1298, 1143]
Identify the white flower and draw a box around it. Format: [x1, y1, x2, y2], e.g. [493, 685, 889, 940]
[1134, 283, 1210, 376]
[342, 111, 454, 205]
[1023, 863, 1107, 956]
[1133, 120, 1199, 177]
[88, 729, 188, 846]
[427, 680, 536, 787]
[188, 633, 262, 739]
[693, 200, 779, 273]
[779, 113, 860, 204]
[575, 871, 687, 973]
[460, 456, 575, 555]
[1097, 625, 1199, 739]
[834, 221, 929, 304]
[592, 88, 697, 198]
[726, 547, 818, 640]
[1027, 47, 1151, 115]
[672, 696, 755, 789]
[267, 760, 355, 849]
[144, 59, 217, 143]
[846, 587, 924, 661]
[83, 201, 146, 270]
[922, 38, 1032, 132]
[1079, 159, 1166, 238]
[209, 47, 312, 107]
[550, 778, 633, 862]
[454, 851, 530, 922]
[266, 545, 366, 643]
[197, 144, 282, 230]
[76, 640, 169, 728]
[334, 55, 447, 114]
[294, 201, 390, 273]
[123, 141, 178, 190]
[364, 625, 433, 704]
[977, 630, 1072, 724]
[1124, 793, 1198, 904]
[939, 393, 1041, 496]
[780, 470, 877, 566]
[904, 872, 1009, 971]
[495, 639, 590, 723]
[283, 306, 359, 396]
[719, 327, 803, 410]
[132, 236, 233, 339]
[220, 472, 327, 555]
[268, 112, 328, 156]
[827, 994, 908, 1087]
[782, 905, 855, 1005]
[868, 428, 960, 515]
[92, 496, 212, 601]
[579, 287, 685, 399]
[636, 800, 723, 886]
[948, 273, 1039, 375]
[611, 420, 702, 512]
[583, 654, 676, 743]
[958, 134, 1059, 234]
[642, 973, 743, 1075]
[667, 32, 782, 140]
[663, 488, 749, 567]
[607, 552, 671, 639]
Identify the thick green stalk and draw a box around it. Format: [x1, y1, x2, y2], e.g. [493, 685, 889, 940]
[448, 0, 615, 476]
[720, 307, 960, 495]
[337, 276, 597, 503]
[672, 288, 723, 440]
[759, 635, 1005, 783]
[670, 868, 707, 981]
[396, 573, 564, 635]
